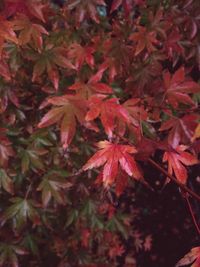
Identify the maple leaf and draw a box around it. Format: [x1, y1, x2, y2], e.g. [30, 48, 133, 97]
[148, 8, 168, 39]
[109, 243, 124, 258]
[126, 52, 164, 94]
[0, 131, 14, 167]
[38, 95, 87, 148]
[123, 98, 147, 127]
[0, 84, 20, 113]
[69, 81, 113, 98]
[143, 235, 152, 251]
[90, 38, 132, 83]
[68, 43, 95, 70]
[0, 243, 27, 267]
[110, 0, 143, 15]
[130, 26, 158, 56]
[67, 0, 106, 24]
[4, 0, 45, 22]
[163, 67, 200, 107]
[176, 247, 200, 267]
[20, 147, 48, 173]
[81, 228, 91, 248]
[0, 17, 18, 57]
[13, 15, 48, 50]
[37, 170, 72, 208]
[133, 232, 143, 252]
[0, 168, 14, 195]
[83, 141, 143, 187]
[32, 45, 75, 90]
[0, 58, 12, 81]
[110, 0, 123, 13]
[163, 28, 184, 59]
[89, 58, 118, 84]
[85, 96, 130, 138]
[159, 114, 198, 148]
[2, 197, 40, 230]
[163, 145, 198, 184]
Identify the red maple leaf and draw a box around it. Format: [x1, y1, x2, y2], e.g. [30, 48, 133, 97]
[69, 81, 113, 98]
[163, 28, 184, 59]
[0, 17, 18, 56]
[85, 96, 130, 138]
[123, 98, 147, 127]
[163, 145, 198, 184]
[83, 141, 143, 187]
[13, 15, 48, 50]
[68, 43, 95, 70]
[67, 0, 106, 24]
[38, 95, 87, 148]
[89, 37, 132, 83]
[4, 0, 45, 22]
[130, 26, 158, 56]
[0, 129, 14, 167]
[89, 58, 118, 84]
[163, 67, 200, 107]
[110, 0, 144, 15]
[159, 114, 198, 148]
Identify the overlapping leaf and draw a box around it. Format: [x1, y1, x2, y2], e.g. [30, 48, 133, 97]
[85, 96, 130, 138]
[123, 98, 147, 127]
[38, 95, 87, 148]
[159, 114, 198, 148]
[68, 43, 95, 70]
[2, 197, 40, 230]
[0, 17, 18, 56]
[37, 170, 72, 207]
[130, 26, 158, 56]
[32, 45, 75, 90]
[20, 147, 48, 173]
[163, 145, 198, 184]
[4, 0, 45, 22]
[67, 0, 106, 24]
[0, 243, 27, 267]
[110, 0, 143, 15]
[0, 169, 14, 194]
[13, 15, 48, 50]
[0, 131, 14, 167]
[0, 59, 12, 81]
[83, 141, 143, 187]
[69, 81, 113, 98]
[163, 67, 200, 107]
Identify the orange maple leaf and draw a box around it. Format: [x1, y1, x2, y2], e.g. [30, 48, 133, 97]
[38, 95, 87, 148]
[83, 141, 143, 187]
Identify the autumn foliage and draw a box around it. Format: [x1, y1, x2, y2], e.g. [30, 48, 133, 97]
[0, 0, 200, 266]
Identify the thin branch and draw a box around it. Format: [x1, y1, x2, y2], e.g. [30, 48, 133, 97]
[148, 158, 200, 202]
[185, 194, 200, 235]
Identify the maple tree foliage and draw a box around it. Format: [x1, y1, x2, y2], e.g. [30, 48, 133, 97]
[0, 0, 199, 266]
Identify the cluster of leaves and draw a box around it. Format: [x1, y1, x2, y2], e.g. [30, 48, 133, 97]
[0, 0, 199, 266]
